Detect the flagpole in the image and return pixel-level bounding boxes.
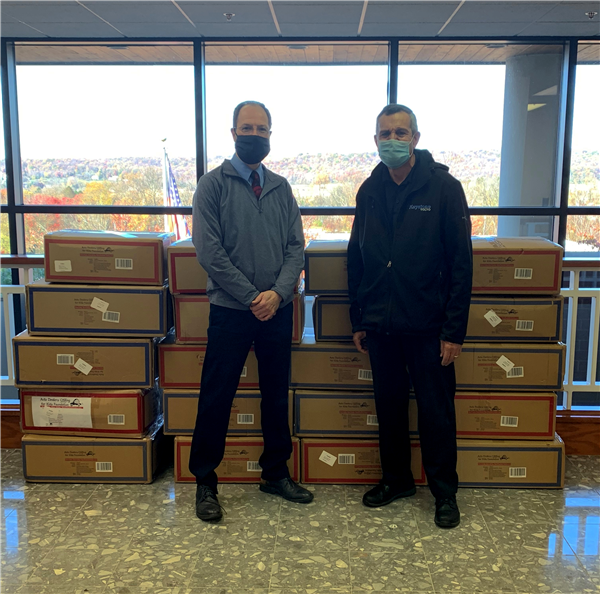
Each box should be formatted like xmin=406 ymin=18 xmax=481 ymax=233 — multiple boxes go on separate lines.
xmin=162 ymin=141 xmax=169 ymax=233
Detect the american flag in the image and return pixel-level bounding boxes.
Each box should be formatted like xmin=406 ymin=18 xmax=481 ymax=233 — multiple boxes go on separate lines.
xmin=164 ymin=153 xmax=191 ymax=241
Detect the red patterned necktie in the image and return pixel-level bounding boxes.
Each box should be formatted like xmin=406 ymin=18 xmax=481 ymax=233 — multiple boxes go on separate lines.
xmin=250 ymin=170 xmax=262 ymax=199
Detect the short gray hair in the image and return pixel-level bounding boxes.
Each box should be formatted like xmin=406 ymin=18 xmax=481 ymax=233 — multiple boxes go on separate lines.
xmin=376 ymin=104 xmax=418 ymax=134
xmin=233 ymin=101 xmax=272 ymax=129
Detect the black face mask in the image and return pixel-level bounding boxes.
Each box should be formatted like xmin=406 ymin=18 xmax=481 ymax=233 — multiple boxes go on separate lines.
xmin=235 ymin=134 xmax=270 ymax=164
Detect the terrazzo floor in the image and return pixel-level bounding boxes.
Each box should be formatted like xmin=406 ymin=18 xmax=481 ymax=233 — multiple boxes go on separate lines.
xmin=1 ymin=448 xmax=599 ymax=594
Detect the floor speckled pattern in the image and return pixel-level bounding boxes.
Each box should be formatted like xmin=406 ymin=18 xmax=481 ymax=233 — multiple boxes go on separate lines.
xmin=1 ymin=449 xmax=599 ymax=594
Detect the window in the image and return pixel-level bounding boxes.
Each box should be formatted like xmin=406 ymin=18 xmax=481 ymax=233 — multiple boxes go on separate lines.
xmin=567 ymin=42 xmax=600 ymax=256
xmin=397 ymin=43 xmax=565 ymax=237
xmin=0 ymin=77 xmax=5 ymax=203
xmin=206 ymin=43 xmax=387 ymax=240
xmin=14 ymin=42 xmax=195 ymax=254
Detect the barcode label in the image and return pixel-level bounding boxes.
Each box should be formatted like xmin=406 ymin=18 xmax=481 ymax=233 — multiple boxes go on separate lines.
xmin=507 ymin=367 xmax=524 ymax=378
xmin=57 ymin=354 xmax=74 ymax=365
xmin=240 ymin=367 xmax=247 ymax=378
xmin=96 ymin=462 xmax=113 ymax=472
xmin=108 ymin=414 xmax=125 ymax=425
xmin=358 ymin=369 xmax=373 ymax=381
xmin=509 ymin=467 xmax=527 ymax=478
xmin=102 ymin=311 xmax=120 ymax=323
xmin=501 ymin=416 xmax=519 ymax=427
xmin=237 ymin=414 xmax=255 ymax=425
xmin=516 ymin=320 xmax=534 ymax=331
xmin=115 ymin=258 xmax=133 ymax=270
xmin=366 ymin=415 xmax=379 ymax=426
xmin=514 ymin=268 xmax=533 ymax=279
xmin=338 ymin=454 xmax=355 ymax=465
xmin=247 ymin=461 xmax=261 ymax=472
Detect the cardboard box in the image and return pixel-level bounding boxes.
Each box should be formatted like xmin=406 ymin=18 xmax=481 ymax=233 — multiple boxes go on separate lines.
xmin=301 ymin=438 xmax=425 ymax=485
xmin=291 ymin=335 xmax=372 ymax=389
xmin=456 ymin=342 xmax=565 ymax=391
xmin=167 ymin=238 xmax=208 ymax=294
xmin=13 ymin=331 xmax=154 ymax=389
xmin=173 ymin=288 xmax=305 ymax=345
xmin=44 ymin=230 xmax=173 ymax=285
xmin=304 ymin=240 xmax=348 ymax=295
xmin=174 ymin=295 xmax=210 ymax=344
xmin=175 ymin=436 xmax=300 ymax=483
xmin=20 ymin=388 xmax=161 ymax=438
xmin=312 ymin=296 xmax=353 ymax=342
xmin=455 ymin=391 xmax=556 ymax=440
xmin=22 ymin=423 xmax=163 ymax=483
xmin=26 ymin=282 xmax=168 ymax=337
xmin=466 ymin=297 xmax=563 ymax=342
xmin=472 ymin=237 xmax=563 ymax=295
xmin=158 ymin=335 xmax=259 ymax=390
xmin=164 ymin=390 xmax=293 ymax=436
xmin=294 ymin=390 xmax=419 ymax=438
xmin=457 ymin=435 xmax=565 ymax=488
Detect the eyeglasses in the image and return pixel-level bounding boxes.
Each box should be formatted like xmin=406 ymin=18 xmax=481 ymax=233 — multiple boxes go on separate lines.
xmin=235 ymin=125 xmax=271 ymax=138
xmin=377 ymin=128 xmax=413 ymax=141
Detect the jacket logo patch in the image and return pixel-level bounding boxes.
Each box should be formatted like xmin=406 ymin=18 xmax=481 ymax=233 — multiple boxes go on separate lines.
xmin=409 ymin=204 xmax=432 ymax=212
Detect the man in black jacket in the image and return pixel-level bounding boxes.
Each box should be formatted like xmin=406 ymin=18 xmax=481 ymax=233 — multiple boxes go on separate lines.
xmin=347 ymin=104 xmax=472 ymax=529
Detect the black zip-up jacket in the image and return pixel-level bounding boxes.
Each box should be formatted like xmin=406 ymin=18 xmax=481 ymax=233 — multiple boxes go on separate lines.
xmin=348 ymin=149 xmax=473 ymax=344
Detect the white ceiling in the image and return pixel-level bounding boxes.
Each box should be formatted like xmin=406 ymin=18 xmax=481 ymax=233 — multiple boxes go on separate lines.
xmin=1 ymin=0 xmax=599 ymax=39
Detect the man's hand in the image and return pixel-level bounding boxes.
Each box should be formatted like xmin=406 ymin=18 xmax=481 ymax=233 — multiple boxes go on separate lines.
xmin=250 ymin=290 xmax=282 ymax=321
xmin=440 ymin=340 xmax=462 ymax=366
xmin=353 ymin=331 xmax=368 ymax=354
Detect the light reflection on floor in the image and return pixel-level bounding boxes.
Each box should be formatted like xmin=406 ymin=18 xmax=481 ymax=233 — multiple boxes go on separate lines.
xmin=1 ymin=449 xmax=599 ymax=594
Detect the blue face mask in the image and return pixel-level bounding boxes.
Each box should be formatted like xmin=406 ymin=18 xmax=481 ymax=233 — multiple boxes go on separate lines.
xmin=377 ymin=139 xmax=413 ymax=169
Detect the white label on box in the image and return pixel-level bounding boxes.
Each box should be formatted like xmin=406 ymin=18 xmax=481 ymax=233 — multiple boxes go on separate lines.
xmin=496 ymin=355 xmax=515 ymax=372
xmin=484 ymin=310 xmax=503 ymax=328
xmin=74 ymin=358 xmax=93 ymax=375
xmin=31 ymin=396 xmax=92 ymax=428
xmin=507 ymin=366 xmax=525 ymax=378
xmin=90 ymin=297 xmax=109 ymax=313
xmin=338 ymin=454 xmax=356 ymax=465
xmin=96 ymin=462 xmax=113 ymax=472
xmin=247 ymin=461 xmax=261 ymax=472
xmin=115 ymin=258 xmax=133 ymax=270
xmin=108 ymin=414 xmax=125 ymax=425
xmin=319 ymin=450 xmax=337 ymax=467
xmin=240 ymin=367 xmax=248 ymax=378
xmin=237 ymin=414 xmax=255 ymax=425
xmin=509 ymin=467 xmax=527 ymax=478
xmin=102 ymin=311 xmax=120 ymax=323
xmin=501 ymin=416 xmax=519 ymax=427
xmin=54 ymin=260 xmax=72 ymax=272
xmin=514 ymin=268 xmax=533 ymax=279
xmin=358 ymin=369 xmax=373 ymax=381
xmin=366 ymin=415 xmax=379 ymax=426
xmin=516 ymin=320 xmax=534 ymax=331
xmin=56 ymin=354 xmax=74 ymax=366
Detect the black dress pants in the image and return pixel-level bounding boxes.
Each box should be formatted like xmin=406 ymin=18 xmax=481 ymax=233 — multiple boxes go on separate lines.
xmin=366 ymin=331 xmax=458 ymax=500
xmin=189 ymin=303 xmax=294 ymax=491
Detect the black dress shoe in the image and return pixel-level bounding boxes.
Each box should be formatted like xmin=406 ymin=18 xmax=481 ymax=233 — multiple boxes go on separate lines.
xmin=362 ymin=481 xmax=416 ymax=508
xmin=195 ymin=485 xmax=223 ymax=522
xmin=259 ymin=477 xmax=314 ymax=503
xmin=434 ymin=496 xmax=460 ymax=528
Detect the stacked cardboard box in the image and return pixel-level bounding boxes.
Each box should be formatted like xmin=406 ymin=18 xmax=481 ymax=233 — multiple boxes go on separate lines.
xmin=15 ymin=230 xmax=172 ymax=483
xmin=454 ymin=237 xmax=566 ymax=487
xmin=296 ymin=237 xmax=566 ymax=488
xmin=163 ymin=238 xmax=302 ymax=482
xmin=295 ymin=240 xmax=422 ymax=484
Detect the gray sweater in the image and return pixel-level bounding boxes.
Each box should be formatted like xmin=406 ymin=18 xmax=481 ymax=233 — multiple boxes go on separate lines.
xmin=192 ymin=159 xmax=304 ymax=310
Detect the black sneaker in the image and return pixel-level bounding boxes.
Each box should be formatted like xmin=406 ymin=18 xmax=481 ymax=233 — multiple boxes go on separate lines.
xmin=434 ymin=496 xmax=460 ymax=528
xmin=259 ymin=477 xmax=314 ymax=503
xmin=195 ymin=485 xmax=223 ymax=522
xmin=362 ymin=482 xmax=416 ymax=508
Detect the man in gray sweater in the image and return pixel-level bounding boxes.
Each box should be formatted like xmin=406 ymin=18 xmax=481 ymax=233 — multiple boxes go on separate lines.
xmin=190 ymin=100 xmax=312 ymax=521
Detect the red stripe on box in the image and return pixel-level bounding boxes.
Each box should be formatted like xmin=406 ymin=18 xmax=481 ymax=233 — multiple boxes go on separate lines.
xmin=171 ymin=252 xmax=206 ymax=294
